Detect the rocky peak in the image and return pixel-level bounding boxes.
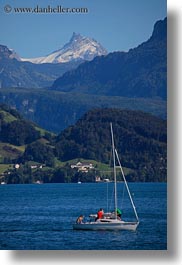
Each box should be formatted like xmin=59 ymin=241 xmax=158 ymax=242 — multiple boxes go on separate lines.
xmin=20 ymin=33 xmax=107 ymax=64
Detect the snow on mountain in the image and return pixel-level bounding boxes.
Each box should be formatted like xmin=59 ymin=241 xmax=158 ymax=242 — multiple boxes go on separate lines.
xmin=9 ymin=49 xmax=21 ymax=61
xmin=21 ymin=33 xmax=108 ymax=64
xmin=0 ymin=45 xmax=21 ymax=61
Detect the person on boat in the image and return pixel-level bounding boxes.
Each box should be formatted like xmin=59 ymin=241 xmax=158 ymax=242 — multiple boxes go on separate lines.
xmin=76 ymin=215 xmax=84 ymax=224
xmin=95 ymin=208 xmax=104 ymax=221
xmin=116 ymin=208 xmax=122 ymax=220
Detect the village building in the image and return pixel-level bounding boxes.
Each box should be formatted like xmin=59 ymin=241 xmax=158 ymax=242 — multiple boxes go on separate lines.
xmin=70 ymin=161 xmax=94 ymax=172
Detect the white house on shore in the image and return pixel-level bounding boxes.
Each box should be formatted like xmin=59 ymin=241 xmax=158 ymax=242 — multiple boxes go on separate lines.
xmin=70 ymin=161 xmax=94 ymax=172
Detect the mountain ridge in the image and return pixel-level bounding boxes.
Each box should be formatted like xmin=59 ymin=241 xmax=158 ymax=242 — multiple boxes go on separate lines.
xmin=0 ymin=45 xmax=82 ymax=88
xmin=0 ymin=88 xmax=166 ymax=133
xmin=52 ymin=18 xmax=167 ymax=100
xmin=55 ymin=108 xmax=167 ymax=182
xmin=0 ymin=33 xmax=107 ymax=88
xmin=0 ymin=105 xmax=166 ymax=183
xmin=20 ymin=32 xmax=108 ymax=64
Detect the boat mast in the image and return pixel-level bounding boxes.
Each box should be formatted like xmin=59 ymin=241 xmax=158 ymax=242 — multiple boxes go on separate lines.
xmin=115 ymin=149 xmax=139 ymax=222
xmin=110 ymin=123 xmax=118 ymax=219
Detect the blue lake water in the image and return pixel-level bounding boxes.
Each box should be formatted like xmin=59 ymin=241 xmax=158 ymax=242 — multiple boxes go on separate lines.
xmin=0 ymin=182 xmax=167 ymax=250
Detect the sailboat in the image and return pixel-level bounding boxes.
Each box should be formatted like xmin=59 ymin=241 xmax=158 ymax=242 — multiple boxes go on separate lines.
xmin=73 ymin=123 xmax=139 ymax=231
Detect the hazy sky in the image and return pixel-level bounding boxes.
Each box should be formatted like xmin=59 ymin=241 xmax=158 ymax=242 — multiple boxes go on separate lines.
xmin=0 ymin=0 xmax=166 ymax=58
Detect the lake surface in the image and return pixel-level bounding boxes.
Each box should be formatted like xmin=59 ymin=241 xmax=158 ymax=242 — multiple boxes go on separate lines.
xmin=0 ymin=183 xmax=167 ymax=250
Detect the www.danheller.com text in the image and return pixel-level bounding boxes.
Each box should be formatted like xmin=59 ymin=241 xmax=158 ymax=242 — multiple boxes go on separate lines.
xmin=4 ymin=4 xmax=89 ymax=14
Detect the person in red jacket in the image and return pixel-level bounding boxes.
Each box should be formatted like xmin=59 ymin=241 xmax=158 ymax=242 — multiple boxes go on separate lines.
xmin=95 ymin=208 xmax=104 ymax=221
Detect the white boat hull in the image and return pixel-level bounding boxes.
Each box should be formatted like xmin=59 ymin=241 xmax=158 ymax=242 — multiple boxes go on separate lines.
xmin=73 ymin=219 xmax=139 ymax=231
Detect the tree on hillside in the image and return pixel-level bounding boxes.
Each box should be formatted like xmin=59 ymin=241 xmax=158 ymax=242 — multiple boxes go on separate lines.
xmin=22 ymin=141 xmax=55 ymax=167
xmin=1 ymin=120 xmax=40 ymax=145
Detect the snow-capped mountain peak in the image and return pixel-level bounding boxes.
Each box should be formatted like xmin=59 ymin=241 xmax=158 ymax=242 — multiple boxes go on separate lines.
xmin=21 ymin=33 xmax=108 ymax=64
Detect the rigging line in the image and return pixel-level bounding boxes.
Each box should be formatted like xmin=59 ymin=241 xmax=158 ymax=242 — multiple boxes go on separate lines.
xmin=115 ymin=148 xmax=139 ymax=222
